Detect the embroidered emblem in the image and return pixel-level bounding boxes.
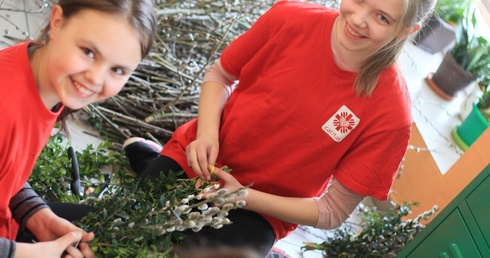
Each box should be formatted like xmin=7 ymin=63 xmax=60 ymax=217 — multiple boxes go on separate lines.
xmin=322 ymin=105 xmax=360 ymax=142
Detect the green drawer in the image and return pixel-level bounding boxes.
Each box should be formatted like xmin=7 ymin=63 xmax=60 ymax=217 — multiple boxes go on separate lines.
xmin=406 ymin=209 xmax=481 ymax=258
xmin=466 ymin=176 xmax=490 ymax=248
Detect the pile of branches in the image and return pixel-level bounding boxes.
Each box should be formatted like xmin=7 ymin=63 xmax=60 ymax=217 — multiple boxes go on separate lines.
xmin=82 ymin=0 xmax=337 ymax=145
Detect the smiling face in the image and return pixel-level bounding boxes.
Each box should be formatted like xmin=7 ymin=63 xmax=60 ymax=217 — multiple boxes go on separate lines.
xmin=336 ymin=0 xmax=406 ymax=59
xmin=42 ymin=5 xmax=142 ymax=110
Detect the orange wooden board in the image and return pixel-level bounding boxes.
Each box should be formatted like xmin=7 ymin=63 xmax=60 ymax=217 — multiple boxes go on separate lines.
xmin=390 ymin=125 xmax=490 ymax=224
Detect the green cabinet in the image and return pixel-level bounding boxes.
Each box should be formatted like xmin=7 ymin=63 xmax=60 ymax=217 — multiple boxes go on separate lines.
xmin=397 ymin=164 xmax=490 ymax=258
xmin=466 ymin=175 xmax=490 ymax=248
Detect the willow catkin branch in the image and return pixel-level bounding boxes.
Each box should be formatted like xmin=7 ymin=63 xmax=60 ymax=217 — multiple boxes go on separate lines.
xmin=145 ymin=9 xmax=241 ymax=123
xmin=94 ymin=106 xmax=175 ymax=136
xmin=84 ymin=105 xmax=131 ymax=139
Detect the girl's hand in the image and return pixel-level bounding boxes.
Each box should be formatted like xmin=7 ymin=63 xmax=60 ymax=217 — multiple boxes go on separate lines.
xmin=210 ymin=166 xmax=244 ymax=193
xmin=26 ymin=209 xmax=94 ymax=257
xmin=15 ymin=231 xmax=88 ymax=258
xmin=186 ymin=136 xmax=219 ymax=180
xmin=194 ymin=166 xmax=243 ymax=192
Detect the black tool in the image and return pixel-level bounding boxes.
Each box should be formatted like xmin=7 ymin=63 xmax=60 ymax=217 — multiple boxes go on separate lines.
xmin=68 ymin=146 xmax=83 ymax=197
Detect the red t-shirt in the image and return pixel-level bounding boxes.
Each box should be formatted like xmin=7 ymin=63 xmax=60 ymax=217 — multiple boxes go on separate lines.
xmin=0 ymin=41 xmax=62 ymax=239
xmin=162 ymin=1 xmax=412 ymax=240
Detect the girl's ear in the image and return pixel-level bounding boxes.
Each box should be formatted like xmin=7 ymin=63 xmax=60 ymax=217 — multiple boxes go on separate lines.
xmin=397 ymin=23 xmax=421 ymax=39
xmin=403 ymin=24 xmax=421 ymax=36
xmin=49 ymin=5 xmax=64 ymax=41
xmin=407 ymin=24 xmax=421 ymax=34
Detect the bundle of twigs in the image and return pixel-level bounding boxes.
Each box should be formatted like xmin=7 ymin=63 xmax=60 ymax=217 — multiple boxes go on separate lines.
xmin=82 ymin=0 xmax=337 ymax=146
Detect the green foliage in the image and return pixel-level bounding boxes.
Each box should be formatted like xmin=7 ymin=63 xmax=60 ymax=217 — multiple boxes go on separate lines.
xmin=477 ymin=76 xmax=490 ymax=120
xmin=77 ymin=171 xmax=249 ymax=257
xmin=302 ymin=202 xmax=438 ymax=258
xmin=33 ymin=135 xmax=248 ymax=257
xmin=450 ymin=7 xmax=490 ymax=80
xmin=435 ymin=0 xmax=471 ymax=25
xmin=30 ymin=135 xmax=130 ymax=203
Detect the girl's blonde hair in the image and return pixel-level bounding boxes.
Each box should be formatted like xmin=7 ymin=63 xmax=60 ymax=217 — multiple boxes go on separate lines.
xmin=355 ymin=0 xmax=437 ymax=97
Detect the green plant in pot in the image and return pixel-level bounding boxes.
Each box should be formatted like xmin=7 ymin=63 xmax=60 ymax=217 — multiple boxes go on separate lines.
xmin=452 ymin=75 xmax=490 ymax=150
xmin=413 ymin=0 xmax=470 ymax=54
xmin=426 ymin=7 xmax=490 ymax=100
xmin=435 ymin=0 xmax=469 ymax=26
xmin=476 ymin=76 xmax=490 ymax=119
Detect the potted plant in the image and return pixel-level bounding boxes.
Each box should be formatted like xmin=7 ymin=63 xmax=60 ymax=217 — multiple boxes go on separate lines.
xmin=413 ymin=0 xmax=470 ymax=54
xmin=435 ymin=0 xmax=469 ymax=26
xmin=452 ymin=75 xmax=490 ymax=150
xmin=425 ymin=7 xmax=490 ymax=100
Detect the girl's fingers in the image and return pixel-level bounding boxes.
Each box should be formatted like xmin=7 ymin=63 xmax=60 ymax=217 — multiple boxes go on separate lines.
xmin=81 ymin=231 xmax=95 ymax=242
xmin=197 ymin=148 xmax=210 ymax=179
xmin=195 ymin=178 xmax=204 ymax=188
xmin=186 ymin=147 xmax=202 ymax=176
xmin=211 ymin=167 xmax=231 ymax=181
xmin=60 ymin=232 xmax=83 ymax=258
xmin=79 ymin=242 xmax=95 ymax=258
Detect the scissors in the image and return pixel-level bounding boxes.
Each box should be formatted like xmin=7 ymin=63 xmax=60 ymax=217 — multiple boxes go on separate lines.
xmin=68 ymin=146 xmax=84 ymax=197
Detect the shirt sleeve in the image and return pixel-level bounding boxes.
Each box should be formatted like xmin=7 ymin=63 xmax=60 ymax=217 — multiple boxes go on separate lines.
xmin=0 ymin=238 xmax=15 ymax=258
xmin=9 ymin=182 xmax=50 ymax=233
xmin=220 ymin=1 xmax=289 ymax=76
xmin=334 ymin=125 xmax=411 ymax=200
xmin=202 ymin=60 xmax=238 ymax=97
xmin=313 ymin=178 xmax=364 ymax=229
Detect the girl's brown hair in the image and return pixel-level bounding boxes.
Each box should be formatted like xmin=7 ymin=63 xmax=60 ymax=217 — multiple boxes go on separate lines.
xmin=36 ymin=0 xmax=157 ymax=133
xmin=355 ymin=0 xmax=437 ymax=97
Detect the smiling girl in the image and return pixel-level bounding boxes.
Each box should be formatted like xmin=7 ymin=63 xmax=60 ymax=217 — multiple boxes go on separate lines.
xmin=124 ymin=0 xmax=436 ymax=256
xmin=0 ymin=0 xmax=156 ymax=257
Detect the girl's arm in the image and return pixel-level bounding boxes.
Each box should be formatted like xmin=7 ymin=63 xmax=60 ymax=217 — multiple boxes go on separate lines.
xmin=213 ymin=168 xmax=364 ymax=228
xmin=186 ymin=60 xmax=237 ymax=180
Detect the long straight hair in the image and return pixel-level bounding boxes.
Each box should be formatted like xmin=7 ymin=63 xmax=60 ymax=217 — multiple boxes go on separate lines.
xmin=355 ymin=0 xmax=437 ymax=97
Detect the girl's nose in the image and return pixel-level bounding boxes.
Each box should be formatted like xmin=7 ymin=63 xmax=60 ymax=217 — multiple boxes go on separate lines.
xmin=351 ymin=10 xmax=368 ymax=29
xmin=86 ymin=64 xmax=105 ymax=87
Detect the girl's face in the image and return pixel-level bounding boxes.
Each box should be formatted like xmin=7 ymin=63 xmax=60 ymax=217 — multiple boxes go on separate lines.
xmin=45 ymin=6 xmax=142 ymax=110
xmin=336 ymin=0 xmax=405 ymax=56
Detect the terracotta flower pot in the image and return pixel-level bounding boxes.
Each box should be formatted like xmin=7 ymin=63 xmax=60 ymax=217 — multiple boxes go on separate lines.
xmin=426 ymin=52 xmax=476 ymax=100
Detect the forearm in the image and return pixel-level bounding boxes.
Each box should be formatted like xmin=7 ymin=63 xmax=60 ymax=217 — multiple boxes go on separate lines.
xmin=197 ymin=59 xmax=237 ymax=138
xmin=196 ymin=81 xmax=229 ymax=138
xmin=242 ymin=188 xmax=320 ymax=227
xmin=240 ymin=179 xmax=364 ymax=229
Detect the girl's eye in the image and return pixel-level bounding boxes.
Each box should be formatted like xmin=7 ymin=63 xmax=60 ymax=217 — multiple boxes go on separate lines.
xmin=82 ymin=47 xmax=95 ymax=59
xmin=112 ymin=67 xmax=125 ymax=76
xmin=378 ymin=14 xmax=389 ymax=24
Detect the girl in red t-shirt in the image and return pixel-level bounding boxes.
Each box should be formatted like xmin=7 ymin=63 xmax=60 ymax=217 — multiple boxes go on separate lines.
xmin=0 ymin=1 xmax=156 ymax=257
xmin=124 ymin=0 xmax=437 ymax=256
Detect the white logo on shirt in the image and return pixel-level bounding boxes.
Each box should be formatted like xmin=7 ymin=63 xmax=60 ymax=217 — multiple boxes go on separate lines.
xmin=322 ymin=105 xmax=360 ymax=142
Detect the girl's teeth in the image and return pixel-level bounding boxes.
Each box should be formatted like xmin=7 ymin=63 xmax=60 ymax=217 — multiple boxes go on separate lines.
xmin=347 ymin=25 xmax=362 ymax=37
xmin=74 ymin=81 xmax=94 ymax=96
